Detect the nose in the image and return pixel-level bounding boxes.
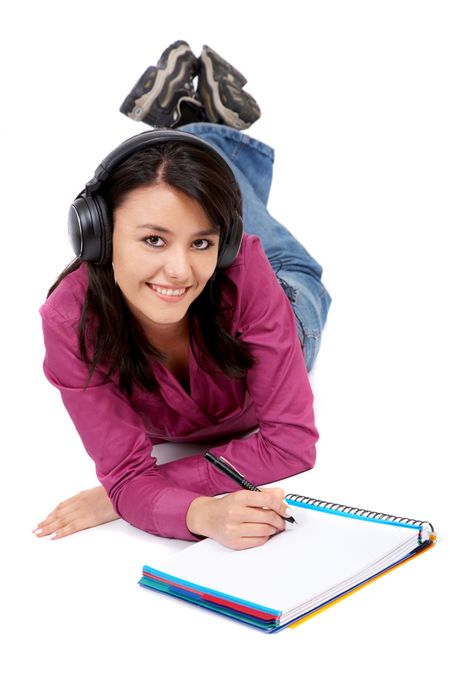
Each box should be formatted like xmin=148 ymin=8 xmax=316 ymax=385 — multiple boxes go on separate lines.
xmin=164 ymin=245 xmax=191 ymax=282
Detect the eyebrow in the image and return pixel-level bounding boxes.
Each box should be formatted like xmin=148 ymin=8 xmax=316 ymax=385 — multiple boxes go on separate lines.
xmin=136 ymin=224 xmax=220 ymax=237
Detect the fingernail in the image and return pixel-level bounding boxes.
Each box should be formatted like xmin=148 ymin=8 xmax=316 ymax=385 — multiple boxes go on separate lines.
xmin=285 ymin=508 xmax=294 ymax=518
xmin=34 ymin=528 xmax=43 ymax=535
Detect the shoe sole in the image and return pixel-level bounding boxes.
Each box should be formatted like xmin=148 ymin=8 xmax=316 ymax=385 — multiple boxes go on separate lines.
xmin=198 ymin=45 xmax=261 ymax=130
xmin=120 ymin=40 xmax=199 ymax=125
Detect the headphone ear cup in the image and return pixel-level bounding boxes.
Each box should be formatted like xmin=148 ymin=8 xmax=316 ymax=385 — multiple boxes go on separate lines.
xmin=94 ymin=194 xmax=112 ymax=265
xmin=216 ymin=212 xmax=243 ymax=269
xmin=68 ymin=194 xmax=112 ymax=264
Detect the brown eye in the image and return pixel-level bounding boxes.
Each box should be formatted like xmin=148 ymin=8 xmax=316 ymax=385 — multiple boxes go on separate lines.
xmin=192 ymin=239 xmax=213 ymax=250
xmin=144 ymin=236 xmax=165 ymax=247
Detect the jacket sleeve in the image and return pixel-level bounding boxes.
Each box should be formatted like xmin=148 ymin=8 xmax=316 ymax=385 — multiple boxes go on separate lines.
xmin=158 ymin=235 xmax=318 ymax=495
xmin=40 ymin=303 xmax=204 ymax=541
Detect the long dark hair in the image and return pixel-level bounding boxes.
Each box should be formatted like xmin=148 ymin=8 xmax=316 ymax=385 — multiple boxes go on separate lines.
xmin=48 ymin=141 xmax=255 ymax=396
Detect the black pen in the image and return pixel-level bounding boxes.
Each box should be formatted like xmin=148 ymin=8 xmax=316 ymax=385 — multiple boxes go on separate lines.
xmin=204 ymin=451 xmax=297 ymax=524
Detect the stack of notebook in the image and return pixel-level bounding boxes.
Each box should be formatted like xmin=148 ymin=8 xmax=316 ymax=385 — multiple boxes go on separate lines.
xmin=139 ymin=493 xmax=436 ymax=633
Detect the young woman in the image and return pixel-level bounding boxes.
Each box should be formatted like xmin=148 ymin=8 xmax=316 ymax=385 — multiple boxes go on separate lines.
xmin=34 ymin=42 xmax=331 ymax=550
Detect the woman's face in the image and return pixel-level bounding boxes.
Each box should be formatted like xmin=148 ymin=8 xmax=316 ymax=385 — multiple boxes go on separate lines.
xmin=112 ymin=181 xmax=220 ymax=337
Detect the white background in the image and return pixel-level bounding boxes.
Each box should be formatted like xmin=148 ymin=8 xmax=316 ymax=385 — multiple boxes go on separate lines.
xmin=2 ymin=1 xmax=449 ymax=672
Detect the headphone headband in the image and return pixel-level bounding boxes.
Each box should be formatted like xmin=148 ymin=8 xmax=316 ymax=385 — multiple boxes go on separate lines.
xmin=69 ymin=129 xmax=243 ymax=268
xmin=84 ymin=130 xmax=232 ymax=194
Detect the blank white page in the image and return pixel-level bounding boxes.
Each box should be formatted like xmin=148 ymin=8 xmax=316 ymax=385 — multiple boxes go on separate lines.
xmin=150 ymin=504 xmax=420 ymax=613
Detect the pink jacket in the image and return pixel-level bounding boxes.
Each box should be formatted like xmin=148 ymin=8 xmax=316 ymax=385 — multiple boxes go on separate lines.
xmin=40 ymin=234 xmax=318 ymax=540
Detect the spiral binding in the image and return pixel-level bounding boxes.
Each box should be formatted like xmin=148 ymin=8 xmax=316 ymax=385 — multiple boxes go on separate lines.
xmin=285 ymin=494 xmax=434 ymax=533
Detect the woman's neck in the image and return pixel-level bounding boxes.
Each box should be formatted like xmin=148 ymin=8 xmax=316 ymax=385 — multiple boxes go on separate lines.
xmin=143 ymin=317 xmax=190 ymax=353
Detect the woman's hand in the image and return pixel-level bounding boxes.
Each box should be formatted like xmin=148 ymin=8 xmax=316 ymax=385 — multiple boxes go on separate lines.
xmin=33 ymin=486 xmax=119 ymax=539
xmin=186 ymin=488 xmax=288 ymax=550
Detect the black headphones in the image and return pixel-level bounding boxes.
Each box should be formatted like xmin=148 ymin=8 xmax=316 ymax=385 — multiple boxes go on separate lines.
xmin=68 ymin=129 xmax=243 ymax=268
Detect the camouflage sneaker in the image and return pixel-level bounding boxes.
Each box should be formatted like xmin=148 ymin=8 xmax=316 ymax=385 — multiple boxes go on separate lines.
xmin=197 ymin=45 xmax=261 ymax=130
xmin=120 ymin=40 xmax=204 ymax=128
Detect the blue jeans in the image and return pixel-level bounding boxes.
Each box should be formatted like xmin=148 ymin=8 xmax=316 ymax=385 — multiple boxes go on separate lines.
xmin=180 ymin=123 xmax=331 ymax=371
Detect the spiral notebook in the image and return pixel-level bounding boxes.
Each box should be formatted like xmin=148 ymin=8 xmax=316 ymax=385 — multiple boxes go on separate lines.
xmin=139 ymin=494 xmax=436 ymax=633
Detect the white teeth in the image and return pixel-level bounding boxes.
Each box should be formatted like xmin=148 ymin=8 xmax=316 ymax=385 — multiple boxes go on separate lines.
xmin=151 ymin=284 xmax=187 ymax=297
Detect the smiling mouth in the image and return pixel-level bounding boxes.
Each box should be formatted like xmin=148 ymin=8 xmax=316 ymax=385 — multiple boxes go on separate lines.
xmin=147 ymin=283 xmax=190 ymax=298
